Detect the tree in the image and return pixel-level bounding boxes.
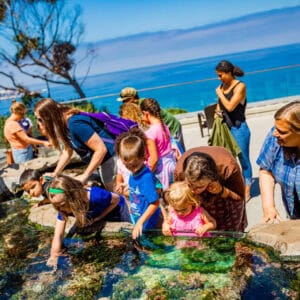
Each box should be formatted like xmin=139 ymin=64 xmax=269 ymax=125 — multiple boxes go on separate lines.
xmin=0 ymin=0 xmax=94 ymax=99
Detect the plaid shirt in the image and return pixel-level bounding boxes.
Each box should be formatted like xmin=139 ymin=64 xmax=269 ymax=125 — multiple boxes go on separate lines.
xmin=257 ymin=128 xmax=300 ymax=218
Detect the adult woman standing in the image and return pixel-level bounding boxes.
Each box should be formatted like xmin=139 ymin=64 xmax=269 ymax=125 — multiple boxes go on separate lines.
xmin=257 ymin=101 xmax=300 ymax=223
xmin=215 ymin=60 xmax=252 ymax=201
xmin=4 ymin=101 xmax=50 ymax=164
xmin=34 ymin=98 xmax=115 ymax=187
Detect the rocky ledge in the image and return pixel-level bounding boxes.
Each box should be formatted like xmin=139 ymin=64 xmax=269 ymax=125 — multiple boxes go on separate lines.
xmin=248 ymin=220 xmax=300 ymax=257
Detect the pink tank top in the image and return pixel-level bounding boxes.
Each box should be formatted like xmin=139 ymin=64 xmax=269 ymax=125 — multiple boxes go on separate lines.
xmin=170 ymin=206 xmax=211 ymax=237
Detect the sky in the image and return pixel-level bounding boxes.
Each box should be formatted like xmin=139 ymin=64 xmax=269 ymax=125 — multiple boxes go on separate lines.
xmin=71 ymin=0 xmax=300 ymax=43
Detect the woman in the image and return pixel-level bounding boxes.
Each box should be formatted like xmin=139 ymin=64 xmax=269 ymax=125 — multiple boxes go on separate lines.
xmin=168 ymin=146 xmax=247 ymax=232
xmin=34 ymin=98 xmax=115 ymax=187
xmin=215 ymin=60 xmax=252 ymax=201
xmin=257 ymin=101 xmax=300 ymax=223
xmin=4 ymin=101 xmax=50 ymax=163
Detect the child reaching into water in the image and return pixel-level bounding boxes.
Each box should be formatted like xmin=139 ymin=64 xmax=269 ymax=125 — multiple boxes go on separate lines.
xmin=117 ymin=130 xmax=162 ymax=239
xmin=45 ymin=175 xmax=130 ymax=269
xmin=163 ymin=181 xmax=216 ymax=237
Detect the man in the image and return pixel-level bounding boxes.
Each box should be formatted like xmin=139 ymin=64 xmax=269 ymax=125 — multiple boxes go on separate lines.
xmin=117 ymin=87 xmax=185 ymax=151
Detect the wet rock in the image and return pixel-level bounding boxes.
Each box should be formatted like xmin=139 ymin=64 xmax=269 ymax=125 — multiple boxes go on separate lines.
xmin=0 ymin=152 xmax=81 ymax=201
xmin=247 ymin=220 xmax=300 ymax=257
xmin=28 ymin=204 xmax=133 ymax=234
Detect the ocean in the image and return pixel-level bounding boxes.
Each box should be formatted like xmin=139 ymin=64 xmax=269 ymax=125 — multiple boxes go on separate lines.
xmin=1 ymin=43 xmax=300 ymax=116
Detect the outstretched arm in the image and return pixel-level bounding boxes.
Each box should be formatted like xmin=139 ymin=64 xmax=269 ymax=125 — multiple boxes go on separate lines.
xmin=47 ymin=218 xmax=66 ymax=269
xmin=259 ymin=169 xmax=281 ymax=223
xmin=132 ymin=200 xmax=159 ymax=239
xmin=75 ymin=132 xmax=108 ymax=184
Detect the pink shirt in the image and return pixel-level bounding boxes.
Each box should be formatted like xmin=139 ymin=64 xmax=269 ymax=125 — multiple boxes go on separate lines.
xmin=145 ymin=123 xmax=172 ymax=158
xmin=116 ymin=158 xmax=131 ymax=184
xmin=170 ymin=206 xmax=211 ymax=237
xmin=4 ymin=119 xmax=29 ymax=149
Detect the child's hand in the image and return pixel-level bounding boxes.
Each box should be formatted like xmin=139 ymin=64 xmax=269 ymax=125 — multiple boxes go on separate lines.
xmin=132 ymin=221 xmax=144 ymax=239
xmin=46 ymin=256 xmax=58 ymax=270
xmin=162 ymin=221 xmax=172 ymax=236
xmin=196 ymin=224 xmax=210 ymax=236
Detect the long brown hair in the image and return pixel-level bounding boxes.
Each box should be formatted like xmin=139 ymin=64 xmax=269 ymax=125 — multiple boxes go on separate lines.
xmin=34 ymin=98 xmax=78 ymax=150
xmin=47 ymin=175 xmax=89 ymax=227
xmin=140 ymin=98 xmax=169 ymax=138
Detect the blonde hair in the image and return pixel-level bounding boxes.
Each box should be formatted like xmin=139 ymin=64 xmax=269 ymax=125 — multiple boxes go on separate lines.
xmin=10 ymin=100 xmax=26 ymax=115
xmin=119 ymin=102 xmax=148 ymax=130
xmin=274 ymin=101 xmax=300 ymax=133
xmin=164 ymin=181 xmax=199 ymax=210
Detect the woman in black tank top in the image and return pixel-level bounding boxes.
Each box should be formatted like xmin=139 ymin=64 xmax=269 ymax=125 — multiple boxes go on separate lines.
xmin=215 ymin=60 xmax=252 ymax=201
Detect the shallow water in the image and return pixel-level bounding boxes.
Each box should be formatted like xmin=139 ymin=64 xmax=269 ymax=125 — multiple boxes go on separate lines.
xmin=0 ymin=200 xmax=299 ymax=299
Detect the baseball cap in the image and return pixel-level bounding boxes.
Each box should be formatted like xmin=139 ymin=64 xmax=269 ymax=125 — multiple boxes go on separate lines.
xmin=116 ymin=87 xmax=138 ymax=102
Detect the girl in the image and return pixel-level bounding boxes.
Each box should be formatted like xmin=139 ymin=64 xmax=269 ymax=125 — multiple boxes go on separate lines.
xmin=140 ymin=98 xmax=176 ymax=190
xmin=46 ymin=175 xmax=130 ymax=269
xmin=117 ymin=131 xmax=161 ymax=239
xmin=4 ymin=101 xmax=51 ymax=163
xmin=215 ymin=60 xmax=252 ymax=201
xmin=163 ymin=181 xmax=216 ymax=237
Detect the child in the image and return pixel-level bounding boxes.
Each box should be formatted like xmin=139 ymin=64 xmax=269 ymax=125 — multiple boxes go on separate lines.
xmin=163 ymin=181 xmax=216 ymax=237
xmin=4 ymin=101 xmax=51 ymax=163
xmin=46 ymin=175 xmax=130 ymax=269
xmin=117 ymin=131 xmax=161 ymax=239
xmin=19 ymin=169 xmax=51 ymax=206
xmin=140 ymin=98 xmax=176 ymax=190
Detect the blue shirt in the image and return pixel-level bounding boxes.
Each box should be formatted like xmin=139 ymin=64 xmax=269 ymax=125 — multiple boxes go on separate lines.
xmin=68 ymin=114 xmax=114 ymax=163
xmin=129 ymin=165 xmax=161 ymax=229
xmin=257 ymin=128 xmax=300 ymax=218
xmin=58 ymin=186 xmax=126 ymax=221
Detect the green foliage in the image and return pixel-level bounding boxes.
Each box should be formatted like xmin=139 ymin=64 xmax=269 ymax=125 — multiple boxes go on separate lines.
xmin=71 ymin=100 xmax=99 ymax=112
xmin=165 ymin=107 xmax=187 ymax=115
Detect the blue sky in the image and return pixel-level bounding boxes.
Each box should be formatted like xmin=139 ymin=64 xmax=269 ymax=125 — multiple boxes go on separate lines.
xmin=71 ymin=0 xmax=300 ymax=42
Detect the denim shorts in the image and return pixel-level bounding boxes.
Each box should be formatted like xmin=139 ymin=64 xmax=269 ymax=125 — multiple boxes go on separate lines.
xmin=12 ymin=145 xmax=33 ymax=164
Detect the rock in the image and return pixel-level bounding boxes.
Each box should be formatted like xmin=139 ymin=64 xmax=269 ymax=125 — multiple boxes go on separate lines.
xmin=28 ymin=204 xmax=133 ymax=234
xmin=28 ymin=204 xmax=76 ymax=233
xmin=0 ymin=151 xmax=82 ymax=201
xmin=247 ymin=220 xmax=300 ymax=257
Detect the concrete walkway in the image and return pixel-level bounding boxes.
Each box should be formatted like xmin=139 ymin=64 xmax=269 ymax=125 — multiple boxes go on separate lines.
xmin=178 ymin=97 xmax=298 ymax=231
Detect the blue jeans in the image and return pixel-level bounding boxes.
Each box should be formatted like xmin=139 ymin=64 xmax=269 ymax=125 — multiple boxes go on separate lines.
xmin=12 ymin=145 xmax=33 ymax=164
xmin=231 ymin=122 xmax=252 ymax=186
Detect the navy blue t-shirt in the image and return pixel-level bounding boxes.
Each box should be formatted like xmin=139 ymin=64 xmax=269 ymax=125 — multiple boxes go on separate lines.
xmin=68 ymin=114 xmax=114 ymax=163
xmin=57 ymin=186 xmax=129 ymax=221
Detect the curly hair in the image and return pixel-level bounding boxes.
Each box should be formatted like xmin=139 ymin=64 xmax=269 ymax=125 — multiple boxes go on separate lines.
xmin=47 ymin=175 xmax=89 ymax=227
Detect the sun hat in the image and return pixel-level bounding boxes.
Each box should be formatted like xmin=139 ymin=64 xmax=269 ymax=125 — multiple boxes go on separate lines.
xmin=116 ymin=87 xmax=138 ymax=102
